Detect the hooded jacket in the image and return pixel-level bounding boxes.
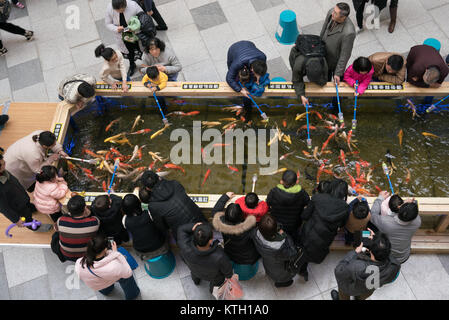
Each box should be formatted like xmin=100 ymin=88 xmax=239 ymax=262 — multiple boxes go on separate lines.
xmin=299 ymin=193 xmax=349 ymax=264
xmin=235 ymin=196 xmax=268 ymax=223
xmin=334 ymin=250 xmax=400 ymax=296
xmin=343 ymin=64 xmax=374 ymax=94
xmin=33 ymin=178 xmax=68 ymax=214
xmin=177 ymin=223 xmax=233 ymax=284
xmin=211 ymin=194 xmax=259 ymax=265
xmin=0 ymin=170 xmax=31 ymax=223
xmin=266 ymin=184 xmax=310 ymax=243
xmin=252 ymin=228 xmax=297 ymax=283
xmin=147 ymin=179 xmax=206 ymax=240
xmin=91 ymin=194 xmax=129 ymax=245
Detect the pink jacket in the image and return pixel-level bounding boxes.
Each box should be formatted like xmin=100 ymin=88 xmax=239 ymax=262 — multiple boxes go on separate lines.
xmin=75 ymin=251 xmax=133 ymax=291
xmin=343 ymin=64 xmax=374 ymax=94
xmin=33 ymin=178 xmax=68 ymax=214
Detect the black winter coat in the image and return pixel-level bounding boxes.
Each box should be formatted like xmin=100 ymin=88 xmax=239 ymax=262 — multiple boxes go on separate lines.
xmin=177 ymin=223 xmax=233 ymax=284
xmin=266 ymin=184 xmax=310 ymax=244
xmin=136 ymin=11 xmax=156 ymax=48
xmin=226 ymin=40 xmax=267 ymax=92
xmin=0 ymin=171 xmax=31 ymax=223
xmin=124 ymin=209 xmax=166 ymax=253
xmin=211 ymin=194 xmax=260 ymax=265
xmin=299 ymin=193 xmax=349 ymax=264
xmin=147 ymin=179 xmax=206 ymax=240
xmin=91 ymin=194 xmax=129 ymax=245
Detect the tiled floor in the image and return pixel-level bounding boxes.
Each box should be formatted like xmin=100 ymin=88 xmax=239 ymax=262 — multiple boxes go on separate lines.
xmin=1 ymin=0 xmax=449 ymax=300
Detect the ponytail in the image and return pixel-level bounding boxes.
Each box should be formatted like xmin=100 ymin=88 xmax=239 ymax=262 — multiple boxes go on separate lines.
xmin=33 ymin=131 xmax=56 ymax=147
xmin=94 ymin=44 xmax=114 ymax=61
xmin=81 ymin=234 xmax=108 ymax=269
xmin=36 ymin=165 xmax=58 ymax=183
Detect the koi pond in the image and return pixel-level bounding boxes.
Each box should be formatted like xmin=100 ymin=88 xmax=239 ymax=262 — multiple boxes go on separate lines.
xmin=61 ymin=95 xmax=449 ymax=204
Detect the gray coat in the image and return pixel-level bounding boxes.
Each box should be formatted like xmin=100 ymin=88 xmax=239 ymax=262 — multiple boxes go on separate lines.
xmin=139 ymin=48 xmax=182 ymax=75
xmin=320 ymin=9 xmax=356 ymax=77
xmin=335 ymin=250 xmax=400 ymax=297
xmin=252 ymin=229 xmax=297 ymax=283
xmin=370 ymin=198 xmax=421 ymax=264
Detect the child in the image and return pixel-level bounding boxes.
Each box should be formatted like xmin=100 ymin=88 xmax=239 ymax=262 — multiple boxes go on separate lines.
xmin=238 ymin=67 xmax=270 ymax=97
xmin=91 ymin=194 xmax=129 ymax=246
xmin=343 ymin=56 xmax=374 ymax=96
xmin=33 ymin=165 xmax=69 ymax=222
xmin=238 ymin=67 xmax=253 ymax=92
xmin=142 ymin=66 xmax=168 ymax=114
xmin=235 ymin=192 xmax=268 ymax=223
xmin=344 ymin=196 xmax=371 ymax=246
xmin=381 ymin=194 xmax=404 ymax=216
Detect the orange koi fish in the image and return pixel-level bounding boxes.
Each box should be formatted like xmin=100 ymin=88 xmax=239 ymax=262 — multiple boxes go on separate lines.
xmin=296 ymin=169 xmax=300 ymax=183
xmin=345 ymin=170 xmax=356 ymax=188
xmin=310 ymin=110 xmax=323 ymax=120
xmin=130 ymin=129 xmax=152 ymax=135
xmin=405 ymin=168 xmax=411 ymax=184
xmin=110 ymin=148 xmax=123 ymax=157
xmin=356 ymin=162 xmax=361 ymax=178
xmin=299 ymin=125 xmax=317 ymax=130
xmin=202 ymin=169 xmax=211 ymax=187
xmin=167 ymin=111 xmax=186 ymax=116
xmin=213 ymin=143 xmax=230 ymax=147
xmin=82 ymin=149 xmax=101 ymax=158
xmin=279 ymin=152 xmax=294 ymax=161
xmin=102 ymin=181 xmax=107 ymax=192
xmin=375 ymin=185 xmax=382 ymax=193
xmin=317 ymin=163 xmax=325 ymax=184
xmin=105 ymin=118 xmax=121 ymax=132
xmin=340 ymin=149 xmax=346 ymax=167
xmin=282 ymin=119 xmax=287 ymax=128
xmin=184 ymin=111 xmax=200 ymax=116
xmin=164 ymin=163 xmax=185 ymax=174
xmin=81 ymin=168 xmax=92 ymax=175
xmin=328 ymin=113 xmax=337 ymax=120
xmin=227 ymin=164 xmax=239 ymax=172
xmin=302 ymin=150 xmax=312 ymax=158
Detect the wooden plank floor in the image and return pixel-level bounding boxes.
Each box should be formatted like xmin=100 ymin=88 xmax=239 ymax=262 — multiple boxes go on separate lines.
xmin=0 ymin=102 xmax=59 ymax=150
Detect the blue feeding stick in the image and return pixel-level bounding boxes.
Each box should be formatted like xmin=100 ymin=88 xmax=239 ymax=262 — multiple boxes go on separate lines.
xmin=382 ymin=162 xmax=395 ymax=194
xmin=335 ymin=79 xmax=344 ymax=123
xmin=305 ymin=103 xmax=312 ymax=149
xmin=107 ymin=158 xmax=120 ymax=195
xmin=239 ymin=82 xmax=268 ymax=120
xmin=352 ymin=81 xmax=359 ymax=130
xmin=153 ymin=92 xmax=169 ymax=125
xmin=427 ymin=93 xmax=449 ymax=113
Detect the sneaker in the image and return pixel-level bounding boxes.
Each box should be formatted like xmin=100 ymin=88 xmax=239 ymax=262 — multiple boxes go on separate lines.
xmin=0 ymin=47 xmax=7 ymax=56
xmin=274 ymin=279 xmax=294 ymax=288
xmin=355 ymin=26 xmax=363 ymax=34
xmin=24 ymin=30 xmax=34 ymax=41
xmin=15 ymin=1 xmax=25 ymax=8
xmin=331 ymin=289 xmax=340 ymax=300
xmin=127 ymin=64 xmax=136 ymax=78
xmin=156 ymin=25 xmax=168 ymax=31
xmin=0 ymin=115 xmax=8 ymax=126
xmin=299 ymin=271 xmax=309 ymax=282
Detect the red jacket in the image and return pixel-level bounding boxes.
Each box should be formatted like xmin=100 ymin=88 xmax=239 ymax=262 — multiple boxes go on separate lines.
xmin=235 ymin=197 xmax=269 ymax=222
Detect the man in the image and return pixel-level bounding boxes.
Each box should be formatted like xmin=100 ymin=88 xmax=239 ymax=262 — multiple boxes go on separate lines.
xmin=289 ymin=34 xmax=328 ymax=107
xmin=178 ymin=222 xmax=233 ymax=293
xmin=58 ymin=73 xmax=96 ymax=114
xmin=368 ymin=52 xmax=406 ymax=84
xmin=320 ymin=2 xmax=356 ymax=85
xmin=134 ymin=0 xmax=167 ymax=31
xmin=369 ymin=191 xmax=421 ymax=264
xmin=52 ymin=195 xmax=100 ymax=262
xmin=140 ymin=170 xmax=206 ymax=241
xmin=332 ymin=231 xmax=400 ymax=300
xmin=226 ymin=41 xmax=267 ymax=120
xmin=0 ymin=147 xmax=51 ymax=232
xmin=406 ymin=44 xmax=449 ymax=88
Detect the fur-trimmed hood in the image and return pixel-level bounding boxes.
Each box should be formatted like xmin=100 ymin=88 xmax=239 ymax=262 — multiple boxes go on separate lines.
xmin=212 ymin=211 xmax=257 ymax=236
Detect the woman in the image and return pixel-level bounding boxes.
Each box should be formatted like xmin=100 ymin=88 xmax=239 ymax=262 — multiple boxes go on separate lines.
xmin=211 ymin=192 xmax=260 ymax=267
xmin=139 ymin=37 xmax=182 ymax=81
xmin=0 ymin=0 xmax=33 ymax=56
xmin=4 ymin=131 xmax=67 ymax=191
xmin=105 ymin=0 xmax=144 ymax=78
xmin=95 ymin=43 xmax=129 ymax=92
xmin=75 ymin=234 xmax=140 ymax=300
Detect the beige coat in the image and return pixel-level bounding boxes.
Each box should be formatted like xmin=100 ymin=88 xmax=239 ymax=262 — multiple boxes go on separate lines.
xmin=4 ymin=130 xmax=62 ymax=189
xmin=368 ymin=52 xmax=406 ymax=84
xmin=100 ymin=50 xmax=127 ymax=85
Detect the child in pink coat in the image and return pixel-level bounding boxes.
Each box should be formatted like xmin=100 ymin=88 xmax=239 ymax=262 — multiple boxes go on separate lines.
xmin=343 ymin=56 xmax=374 ymax=95
xmin=33 ymin=165 xmax=69 ymax=222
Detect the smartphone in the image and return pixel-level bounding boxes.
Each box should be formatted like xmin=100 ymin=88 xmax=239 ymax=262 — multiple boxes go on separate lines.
xmin=107 ymin=236 xmax=114 ymax=249
xmin=362 ymin=231 xmax=371 ymax=238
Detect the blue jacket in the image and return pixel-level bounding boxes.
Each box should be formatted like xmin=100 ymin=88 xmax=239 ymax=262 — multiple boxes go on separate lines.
xmin=249 ymin=73 xmax=270 ymax=97
xmin=226 ymin=41 xmax=267 ymax=92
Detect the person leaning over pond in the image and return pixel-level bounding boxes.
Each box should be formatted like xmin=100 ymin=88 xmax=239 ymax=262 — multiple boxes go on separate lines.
xmin=75 ymin=234 xmax=141 ymax=300
xmin=95 ymin=43 xmax=129 ymax=93
xmin=139 ymin=37 xmax=182 ymax=81
xmin=331 ymin=231 xmax=400 ymax=300
xmin=142 ymin=66 xmax=168 ymax=114
xmin=320 ymin=2 xmax=356 ymax=85
xmin=289 ymin=34 xmax=328 ymax=107
xmin=368 ymin=52 xmax=406 ymax=84
xmin=4 ymin=130 xmax=67 ymax=192
xmin=58 ymin=73 xmax=96 ymax=114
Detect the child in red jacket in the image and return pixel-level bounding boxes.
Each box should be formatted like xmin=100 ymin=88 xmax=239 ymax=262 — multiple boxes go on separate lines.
xmin=343 ymin=56 xmax=374 ymax=96
xmin=235 ymin=192 xmax=268 ymax=223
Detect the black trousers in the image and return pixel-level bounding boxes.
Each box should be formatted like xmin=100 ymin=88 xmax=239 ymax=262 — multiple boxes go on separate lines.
xmin=150 ymin=2 xmax=167 ymax=28
xmin=0 ymin=22 xmax=26 ymax=48
xmin=124 ymin=41 xmax=141 ymax=65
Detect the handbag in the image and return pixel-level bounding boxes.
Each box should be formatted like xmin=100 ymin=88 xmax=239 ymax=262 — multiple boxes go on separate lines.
xmin=286 ymin=246 xmax=305 ymax=274
xmin=212 ymin=274 xmax=244 ymax=300
xmin=117 ymin=246 xmax=138 ymax=270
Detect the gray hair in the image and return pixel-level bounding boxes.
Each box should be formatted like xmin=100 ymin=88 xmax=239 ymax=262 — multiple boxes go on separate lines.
xmin=425 ymin=66 xmax=440 ymax=84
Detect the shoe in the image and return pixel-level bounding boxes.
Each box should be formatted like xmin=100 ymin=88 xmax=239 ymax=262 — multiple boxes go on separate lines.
xmin=192 ymin=275 xmax=201 ymax=285
xmin=0 ymin=47 xmax=7 ymax=57
xmin=34 ymin=223 xmax=53 ymax=232
xmin=355 ymin=26 xmax=363 ymax=34
xmin=0 ymin=114 xmax=8 ymax=126
xmin=127 ymin=64 xmax=136 ymax=78
xmin=156 ymin=25 xmax=168 ymax=31
xmin=331 ymin=289 xmax=339 ymax=300
xmin=299 ymin=271 xmax=309 ymax=282
xmin=24 ymin=30 xmax=34 ymax=41
xmin=274 ymin=280 xmax=294 ymax=288
xmin=15 ymin=1 xmax=25 ymax=8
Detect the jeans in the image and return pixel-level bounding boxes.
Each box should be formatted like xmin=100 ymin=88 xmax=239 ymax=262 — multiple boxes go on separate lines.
xmin=99 ymin=276 xmax=140 ymax=300
xmin=167 ymin=73 xmax=178 ymax=81
xmin=0 ymin=22 xmax=26 ymax=48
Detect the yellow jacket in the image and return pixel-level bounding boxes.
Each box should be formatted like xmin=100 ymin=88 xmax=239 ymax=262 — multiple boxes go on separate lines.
xmin=142 ymin=71 xmax=168 ymax=90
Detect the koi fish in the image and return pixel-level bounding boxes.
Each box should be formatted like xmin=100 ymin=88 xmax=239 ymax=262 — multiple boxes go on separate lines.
xmin=164 ymin=163 xmax=185 ymax=174
xmin=279 ymin=152 xmax=294 ymax=161
xmin=299 ymin=125 xmax=317 ymax=131
xmin=148 ymin=151 xmax=164 ymax=162
xmin=66 ymin=160 xmax=76 ymax=171
xmin=282 ymin=134 xmax=292 ymax=145
xmin=355 ymin=187 xmax=372 ymax=196
xmin=375 ymin=185 xmax=382 ymax=193
xmin=282 ymin=119 xmax=287 ymax=128
xmin=184 ymin=111 xmax=200 ymax=116
xmin=118 ymin=161 xmax=133 ymax=169
xmin=405 ymin=168 xmax=411 ymax=184
xmin=202 ymin=169 xmax=211 ymax=187
xmin=96 ymin=150 xmax=109 ymax=155
xmin=110 ymin=148 xmax=124 ymax=157
xmin=407 ymin=99 xmax=419 ymax=119
xmin=302 ymin=150 xmax=312 ymax=158
xmin=347 ymin=130 xmax=353 ymax=150
xmin=149 ymin=160 xmax=156 ymax=170
xmin=113 ymin=137 xmax=132 ymax=147
xmin=296 ymin=169 xmax=300 ymax=182
xmin=156 ymin=171 xmax=170 ymax=177
xmin=263 ymin=167 xmax=287 ymax=176
xmin=320 ymin=138 xmax=330 ymax=154
xmin=128 ymin=145 xmax=139 ymax=162
xmin=422 ymin=132 xmax=440 ymax=139
xmin=102 ymin=181 xmax=107 ymax=192
xmin=202 ymin=121 xmax=221 ymax=127
xmin=150 ymin=125 xmax=170 ymax=140
xmin=323 ymin=169 xmax=333 ymax=175
xmin=398 ymin=129 xmax=403 ymax=146
xmin=167 ymin=111 xmax=186 ymax=117
xmin=345 ymin=170 xmax=356 ymax=188
xmin=356 ymin=162 xmax=361 ymax=178
xmin=173 ymin=99 xmax=186 ymax=104
xmin=313 ymin=146 xmax=319 ymax=161
xmin=310 ymin=110 xmax=323 ymax=120
xmin=327 ymin=113 xmax=338 ymax=121
xmin=81 ymin=168 xmax=93 ymax=175
xmin=213 ymin=143 xmax=230 ymax=147
xmin=116 ymin=168 xmax=145 ymax=180
xmin=367 ymin=168 xmax=373 ymax=182
xmin=223 ymin=121 xmax=238 ymax=130
xmin=131 ymin=115 xmax=143 ymax=132
xmin=105 ymin=117 xmax=121 ymax=132
xmin=267 ymin=132 xmax=279 ymax=146
xmin=130 ymin=128 xmax=152 ymax=135
xmin=223 ymin=106 xmax=243 ymax=112
xmin=356 ymin=177 xmax=368 ymax=184
xmin=295 ymin=112 xmax=307 ymax=121
xmin=86 ymin=173 xmax=98 ymax=182
xmin=219 ymin=118 xmax=237 ymax=122
xmin=104 ymin=133 xmax=125 ymax=143
xmin=201 ymin=148 xmax=206 ymax=161
xmin=359 ymin=160 xmax=371 ymax=168
xmin=317 ymin=163 xmax=325 ymax=184
xmin=226 ymin=164 xmax=239 ymax=172
xmin=340 ymin=149 xmax=346 ymax=167
xmin=81 ymin=149 xmax=101 ymax=159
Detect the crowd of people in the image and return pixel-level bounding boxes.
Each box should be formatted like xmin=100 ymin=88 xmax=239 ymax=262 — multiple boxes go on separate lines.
xmin=0 ymin=0 xmax=444 ymax=300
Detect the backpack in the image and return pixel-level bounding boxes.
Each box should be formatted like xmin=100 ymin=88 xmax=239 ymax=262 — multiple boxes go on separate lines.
xmin=0 ymin=0 xmax=11 ymax=23
xmin=295 ymin=34 xmax=326 ymax=60
xmin=136 ymin=11 xmax=156 ymax=48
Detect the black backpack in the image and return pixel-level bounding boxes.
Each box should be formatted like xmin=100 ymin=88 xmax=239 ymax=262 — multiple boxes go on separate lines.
xmin=295 ymin=34 xmax=326 ymax=60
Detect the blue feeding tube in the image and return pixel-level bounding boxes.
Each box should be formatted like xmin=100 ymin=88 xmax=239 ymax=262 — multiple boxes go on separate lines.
xmin=352 ymin=81 xmax=358 ymax=130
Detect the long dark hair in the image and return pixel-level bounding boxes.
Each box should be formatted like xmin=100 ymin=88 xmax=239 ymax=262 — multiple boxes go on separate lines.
xmin=95 ymin=44 xmax=115 ymax=61
xmin=81 ymin=234 xmax=108 ymax=268
xmin=36 ymin=165 xmax=58 ymax=183
xmin=32 ymin=131 xmax=56 ymax=147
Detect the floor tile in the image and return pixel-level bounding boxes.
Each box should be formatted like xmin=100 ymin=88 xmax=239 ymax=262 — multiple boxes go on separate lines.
xmin=157 ymin=0 xmax=194 ymax=32
xmin=217 ymin=0 xmax=243 ymax=8
xmin=200 ymin=23 xmax=237 ymax=62
xmin=438 ymin=254 xmax=449 ymax=276
xmin=190 ymin=1 xmax=227 ymax=31
xmin=419 ymin=0 xmax=449 ymax=10
xmin=37 ymin=38 xmax=73 ymax=71
xmin=180 ymin=274 xmax=215 ymax=300
xmin=407 ymin=21 xmax=449 ymax=58
xmin=369 ymin=272 xmax=416 ymax=300
xmin=397 ymin=0 xmax=433 ymax=29
xmin=8 ymin=0 xmax=29 ymax=21
xmin=26 ymin=0 xmax=59 ymax=23
xmin=3 ymin=247 xmax=48 ymax=288
xmin=429 ymin=4 xmax=449 ymax=39
xmin=374 ymin=19 xmax=416 ymax=53
xmin=250 ymin=0 xmax=284 ymax=12
xmin=309 ymin=251 xmax=347 ymax=292
xmin=181 ymin=58 xmax=220 ymax=81
xmin=0 ymin=79 xmax=12 ymax=105
xmin=136 ymin=272 xmax=186 ymax=300
xmin=30 ymin=15 xmax=66 ymax=43
xmin=9 ymin=275 xmax=51 ymax=299
xmin=222 ymin=0 xmax=267 ymax=41
xmin=43 ymin=62 xmax=76 ymax=103
xmin=250 ymin=35 xmax=280 ymax=61
xmin=13 ymin=82 xmax=48 ymax=102
xmin=173 ymin=249 xmax=191 ymax=279
xmin=257 ymin=3 xmax=289 ymax=42
xmin=71 ymin=40 xmax=102 ymax=70
xmin=239 ymin=272 xmax=277 ymax=300
xmin=401 ymin=254 xmax=449 ymax=300
xmin=0 ymin=56 xmax=7 ymax=81
xmin=300 ymin=19 xmax=325 ymax=36
xmin=185 ymin=0 xmax=214 ymax=10
xmin=273 ymin=275 xmax=321 ymax=300
xmin=167 ymin=24 xmax=210 ymax=67
xmin=349 ymin=39 xmax=385 ymax=66
xmin=0 ymin=253 xmax=10 ymax=300
xmin=8 ymin=58 xmax=44 ymax=91
xmin=75 ymin=61 xmax=104 ymax=79
xmin=267 ymin=56 xmax=291 ymax=81
xmin=284 ymin=0 xmax=325 ymax=28
xmin=56 ymin=0 xmax=75 ymax=5
xmin=214 ymin=59 xmax=228 ymax=81
xmin=88 ymin=0 xmax=110 ymax=21
xmin=95 ymin=19 xmax=116 ymax=47
xmin=158 ymin=0 xmax=176 ymax=4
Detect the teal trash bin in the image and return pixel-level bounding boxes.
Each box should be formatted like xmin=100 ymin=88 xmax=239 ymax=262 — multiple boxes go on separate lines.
xmin=232 ymin=261 xmax=259 ymax=281
xmin=423 ymin=38 xmax=441 ymax=52
xmin=271 ymin=77 xmax=286 ymax=82
xmin=144 ymin=251 xmax=176 ymax=279
xmin=275 ymin=10 xmax=299 ymax=45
